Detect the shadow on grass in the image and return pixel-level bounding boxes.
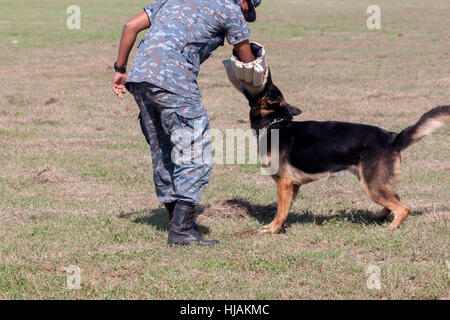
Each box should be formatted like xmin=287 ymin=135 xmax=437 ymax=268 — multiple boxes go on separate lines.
xmin=118 ymin=206 xmax=211 ymax=234
xmin=224 ymin=198 xmax=424 ymax=229
xmin=118 ymin=198 xmax=424 ymax=234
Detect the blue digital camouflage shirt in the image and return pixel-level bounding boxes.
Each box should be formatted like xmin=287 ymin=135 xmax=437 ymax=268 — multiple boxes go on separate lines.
xmin=126 ymin=0 xmax=250 ymax=99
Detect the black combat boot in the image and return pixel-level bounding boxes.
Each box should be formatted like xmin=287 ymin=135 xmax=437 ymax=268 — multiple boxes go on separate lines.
xmin=164 ymin=201 xmax=199 ymax=231
xmin=167 ymin=201 xmax=219 ymax=246
xmin=164 ymin=202 xmax=176 ymax=221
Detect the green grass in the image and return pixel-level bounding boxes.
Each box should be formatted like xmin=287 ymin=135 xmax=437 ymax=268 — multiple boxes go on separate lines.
xmin=0 ymin=0 xmax=449 ymax=299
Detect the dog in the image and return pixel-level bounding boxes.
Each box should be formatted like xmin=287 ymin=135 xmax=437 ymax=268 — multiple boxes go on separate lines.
xmin=243 ymin=73 xmax=450 ymax=233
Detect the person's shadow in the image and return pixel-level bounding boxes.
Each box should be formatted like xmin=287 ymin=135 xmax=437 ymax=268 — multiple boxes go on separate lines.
xmin=118 ymin=198 xmax=424 ymax=233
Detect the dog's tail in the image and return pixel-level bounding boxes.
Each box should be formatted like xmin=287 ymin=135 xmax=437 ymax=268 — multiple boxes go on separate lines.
xmin=392 ymin=105 xmax=450 ymax=151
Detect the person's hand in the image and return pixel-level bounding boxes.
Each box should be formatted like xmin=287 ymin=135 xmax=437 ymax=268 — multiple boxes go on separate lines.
xmin=112 ymin=72 xmax=128 ymax=99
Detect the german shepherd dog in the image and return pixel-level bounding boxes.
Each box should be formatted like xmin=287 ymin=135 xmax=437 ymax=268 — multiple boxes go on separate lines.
xmin=243 ymin=73 xmax=450 ymax=233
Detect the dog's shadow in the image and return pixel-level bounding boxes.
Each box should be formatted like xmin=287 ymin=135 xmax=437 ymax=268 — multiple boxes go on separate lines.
xmin=224 ymin=198 xmax=424 ymax=229
xmin=118 ymin=198 xmax=424 ymax=233
xmin=118 ymin=206 xmax=211 ymax=234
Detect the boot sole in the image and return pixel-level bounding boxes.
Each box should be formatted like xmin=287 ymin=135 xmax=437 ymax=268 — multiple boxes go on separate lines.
xmin=168 ymin=240 xmax=219 ymax=246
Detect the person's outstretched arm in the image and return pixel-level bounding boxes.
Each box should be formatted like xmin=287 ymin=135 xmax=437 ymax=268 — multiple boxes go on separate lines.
xmin=112 ymin=11 xmax=150 ymax=99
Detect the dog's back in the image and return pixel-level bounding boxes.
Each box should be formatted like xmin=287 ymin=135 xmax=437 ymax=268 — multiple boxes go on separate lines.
xmin=280 ymin=120 xmax=397 ymax=174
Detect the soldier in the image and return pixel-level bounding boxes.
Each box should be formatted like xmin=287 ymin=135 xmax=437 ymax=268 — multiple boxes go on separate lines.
xmin=112 ymin=0 xmax=265 ymax=245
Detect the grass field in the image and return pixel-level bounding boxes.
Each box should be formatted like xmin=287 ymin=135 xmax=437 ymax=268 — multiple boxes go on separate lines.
xmin=0 ymin=0 xmax=449 ymax=299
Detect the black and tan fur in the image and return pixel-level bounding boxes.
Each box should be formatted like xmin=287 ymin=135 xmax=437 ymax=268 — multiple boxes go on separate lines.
xmin=244 ymin=74 xmax=450 ymax=233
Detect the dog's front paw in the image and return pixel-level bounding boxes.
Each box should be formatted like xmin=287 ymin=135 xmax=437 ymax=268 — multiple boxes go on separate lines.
xmin=260 ymin=224 xmax=271 ymax=233
xmin=387 ymin=222 xmax=400 ymax=230
xmin=260 ymin=223 xmax=282 ymax=234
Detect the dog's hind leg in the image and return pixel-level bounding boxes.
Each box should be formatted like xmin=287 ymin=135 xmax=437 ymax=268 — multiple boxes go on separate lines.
xmin=376 ymin=196 xmax=409 ymax=229
xmin=376 ymin=194 xmax=400 ymax=220
xmin=362 ymin=183 xmax=409 ymax=229
xmin=261 ymin=178 xmax=294 ymax=234
xmin=377 ymin=207 xmax=391 ymax=220
xmin=360 ymin=154 xmax=409 ymax=228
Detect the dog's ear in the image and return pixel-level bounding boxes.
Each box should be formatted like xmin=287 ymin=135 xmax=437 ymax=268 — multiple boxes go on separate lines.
xmin=266 ymin=84 xmax=282 ymax=105
xmin=286 ymin=104 xmax=302 ymax=116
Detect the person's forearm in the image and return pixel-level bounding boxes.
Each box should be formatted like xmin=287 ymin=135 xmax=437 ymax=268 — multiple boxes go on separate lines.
xmin=116 ymin=12 xmax=151 ymax=67
xmin=116 ymin=24 xmax=139 ymax=67
xmin=234 ymin=41 xmax=255 ymax=63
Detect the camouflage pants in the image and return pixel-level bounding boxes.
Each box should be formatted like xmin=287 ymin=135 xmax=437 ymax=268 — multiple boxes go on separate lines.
xmin=128 ymin=82 xmax=212 ymax=205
